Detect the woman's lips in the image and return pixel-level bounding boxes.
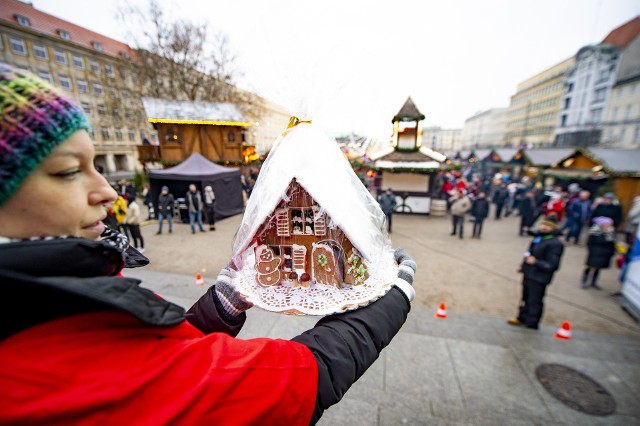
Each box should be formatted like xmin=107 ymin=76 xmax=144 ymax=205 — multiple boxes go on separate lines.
xmin=82 ymin=221 xmax=105 ymax=235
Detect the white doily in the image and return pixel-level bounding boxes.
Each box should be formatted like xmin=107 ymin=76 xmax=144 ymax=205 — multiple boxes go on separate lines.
xmin=234 ymin=252 xmax=398 ymax=316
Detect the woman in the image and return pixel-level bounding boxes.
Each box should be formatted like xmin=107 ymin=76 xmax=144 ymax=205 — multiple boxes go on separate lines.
xmin=124 ymin=197 xmax=144 ymax=253
xmin=0 ymin=63 xmax=416 ymax=425
xmin=204 ymin=185 xmax=216 ymax=231
xmin=582 ymin=216 xmax=616 ymax=290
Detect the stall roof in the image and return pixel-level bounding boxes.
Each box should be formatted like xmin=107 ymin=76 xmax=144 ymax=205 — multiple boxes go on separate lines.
xmin=142 ymin=97 xmax=251 ymax=126
xmin=148 ymin=152 xmax=239 ymax=180
xmin=495 ymin=149 xmax=518 ymax=162
xmin=523 ymin=149 xmax=575 ymax=167
xmin=475 ymin=149 xmax=491 ymax=161
xmin=587 ymin=148 xmax=640 ymax=174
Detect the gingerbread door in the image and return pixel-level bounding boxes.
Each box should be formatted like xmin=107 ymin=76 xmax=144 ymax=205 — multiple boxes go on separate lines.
xmin=312 ymin=243 xmax=341 ymax=288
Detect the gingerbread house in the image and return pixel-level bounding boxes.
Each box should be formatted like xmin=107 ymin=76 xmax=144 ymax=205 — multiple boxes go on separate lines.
xmin=232 ymin=121 xmax=396 ymax=300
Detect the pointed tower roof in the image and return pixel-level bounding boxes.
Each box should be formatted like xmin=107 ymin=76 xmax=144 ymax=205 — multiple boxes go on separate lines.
xmin=392 ymin=96 xmax=425 ymax=123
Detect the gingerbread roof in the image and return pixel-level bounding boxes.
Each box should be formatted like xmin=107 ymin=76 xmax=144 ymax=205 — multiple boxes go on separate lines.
xmin=0 ymin=0 xmax=134 ymax=58
xmin=602 ymin=16 xmax=640 ymax=49
xmin=232 ymin=123 xmax=389 ymax=264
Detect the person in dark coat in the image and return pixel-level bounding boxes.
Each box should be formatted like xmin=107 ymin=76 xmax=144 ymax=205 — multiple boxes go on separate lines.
xmin=581 ymin=216 xmax=616 ymax=289
xmin=470 ymin=191 xmax=489 ymax=239
xmin=518 ymin=189 xmax=538 ymax=236
xmin=508 ymin=214 xmax=564 ymax=329
xmin=492 ymin=183 xmax=508 ymax=219
xmin=156 ymin=186 xmax=175 ymax=234
xmin=591 ymin=193 xmax=623 ymax=228
xmin=566 ymin=190 xmax=592 ymax=244
xmin=378 ymin=188 xmax=397 ymax=233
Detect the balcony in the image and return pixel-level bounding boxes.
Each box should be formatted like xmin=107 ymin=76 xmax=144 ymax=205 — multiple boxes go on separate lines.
xmin=137 ymin=145 xmax=162 ymax=162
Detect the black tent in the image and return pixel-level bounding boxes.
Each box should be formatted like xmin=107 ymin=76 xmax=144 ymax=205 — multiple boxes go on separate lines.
xmin=148 ymin=153 xmax=244 ymax=220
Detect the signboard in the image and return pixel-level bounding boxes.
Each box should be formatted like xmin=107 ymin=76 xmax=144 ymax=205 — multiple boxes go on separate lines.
xmin=621 ymin=226 xmax=640 ymax=321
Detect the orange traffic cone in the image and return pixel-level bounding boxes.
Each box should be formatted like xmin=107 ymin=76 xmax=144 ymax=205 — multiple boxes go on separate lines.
xmin=195 ymin=273 xmax=205 ymax=286
xmin=435 ymin=302 xmax=448 ymax=319
xmin=554 ymin=321 xmax=572 ymax=340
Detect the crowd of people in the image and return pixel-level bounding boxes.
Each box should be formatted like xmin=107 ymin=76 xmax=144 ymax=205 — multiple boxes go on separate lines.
xmin=436 ymin=168 xmax=640 ymax=330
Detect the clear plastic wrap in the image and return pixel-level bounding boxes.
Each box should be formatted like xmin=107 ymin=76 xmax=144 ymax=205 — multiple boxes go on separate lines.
xmin=231 ymin=121 xmax=397 ymax=315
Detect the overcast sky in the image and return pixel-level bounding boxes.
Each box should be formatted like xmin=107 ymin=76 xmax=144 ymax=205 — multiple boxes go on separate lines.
xmin=33 ymin=0 xmax=640 ymax=139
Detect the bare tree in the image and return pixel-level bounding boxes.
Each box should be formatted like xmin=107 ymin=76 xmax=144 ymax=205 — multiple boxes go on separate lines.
xmin=117 ymin=0 xmax=244 ymax=104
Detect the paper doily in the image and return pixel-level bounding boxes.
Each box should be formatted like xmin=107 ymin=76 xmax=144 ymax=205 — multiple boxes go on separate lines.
xmin=234 ymin=258 xmax=397 ymax=316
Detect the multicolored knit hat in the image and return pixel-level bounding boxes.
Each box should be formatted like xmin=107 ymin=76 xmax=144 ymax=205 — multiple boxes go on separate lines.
xmin=0 ymin=62 xmax=90 ymax=206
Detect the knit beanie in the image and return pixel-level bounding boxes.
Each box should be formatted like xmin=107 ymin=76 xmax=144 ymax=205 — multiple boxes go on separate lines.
xmin=0 ymin=62 xmax=90 ymax=206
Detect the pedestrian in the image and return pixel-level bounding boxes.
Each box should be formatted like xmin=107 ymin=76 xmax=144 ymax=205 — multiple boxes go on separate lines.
xmin=492 ymin=182 xmax=508 ymax=219
xmin=623 ymin=195 xmax=640 ymax=245
xmin=186 ymin=183 xmax=206 ymax=234
xmin=113 ymin=193 xmax=129 ymax=239
xmin=581 ymin=217 xmax=616 ymax=289
xmin=156 ymin=186 xmax=174 ymax=234
xmin=449 ymin=190 xmax=471 ymax=239
xmin=142 ymin=183 xmax=154 ymax=220
xmin=440 ymin=175 xmax=453 ymax=201
xmin=565 ymin=190 xmax=591 ymax=244
xmin=470 ymin=191 xmax=489 ymax=239
xmin=0 ymin=62 xmax=418 ymax=424
xmin=591 ymin=193 xmax=623 ymax=228
xmin=124 ymin=197 xmax=144 ymax=253
xmin=204 ymin=185 xmax=216 ymax=231
xmin=378 ymin=187 xmax=397 ymax=233
xmin=518 ymin=190 xmax=538 ymax=236
xmin=118 ymin=178 xmax=137 ymax=202
xmin=508 ymin=214 xmax=564 ymax=329
xmin=542 ymin=193 xmax=565 ymax=223
xmin=102 ymin=202 xmax=119 ymax=231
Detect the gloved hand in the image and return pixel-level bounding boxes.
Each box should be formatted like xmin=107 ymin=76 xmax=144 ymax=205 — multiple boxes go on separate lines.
xmin=393 ymin=248 xmax=416 ymax=302
xmin=213 ymin=266 xmax=253 ymax=317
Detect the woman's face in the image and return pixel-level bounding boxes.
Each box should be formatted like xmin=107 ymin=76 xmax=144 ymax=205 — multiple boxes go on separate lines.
xmin=0 ymin=130 xmax=117 ymax=240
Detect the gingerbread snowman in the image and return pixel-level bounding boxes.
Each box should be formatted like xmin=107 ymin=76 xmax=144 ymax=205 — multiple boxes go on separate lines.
xmin=254 ymin=245 xmax=282 ymax=286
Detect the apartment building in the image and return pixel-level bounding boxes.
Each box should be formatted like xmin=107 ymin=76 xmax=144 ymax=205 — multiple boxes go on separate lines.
xmin=422 ymin=126 xmax=463 ymax=151
xmin=0 ymin=0 xmax=151 ymax=178
xmin=505 ymin=57 xmax=574 ymax=148
xmin=460 ymin=108 xmax=507 ymax=148
xmin=601 ymin=19 xmax=640 ymax=147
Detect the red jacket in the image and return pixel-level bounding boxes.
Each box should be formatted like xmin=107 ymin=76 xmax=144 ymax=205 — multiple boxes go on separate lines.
xmin=0 ymin=311 xmax=317 ymax=425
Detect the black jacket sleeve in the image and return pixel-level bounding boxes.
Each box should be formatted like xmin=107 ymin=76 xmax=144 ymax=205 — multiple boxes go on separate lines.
xmin=292 ymin=287 xmax=411 ymax=425
xmin=186 ymin=286 xmax=246 ymax=337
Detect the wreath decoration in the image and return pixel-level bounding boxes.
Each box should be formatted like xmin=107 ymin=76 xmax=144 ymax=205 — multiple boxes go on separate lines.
xmin=317 ymin=253 xmax=328 ymax=267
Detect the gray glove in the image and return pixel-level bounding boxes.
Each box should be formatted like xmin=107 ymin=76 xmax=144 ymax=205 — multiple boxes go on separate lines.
xmin=393 ymin=248 xmax=416 ymax=302
xmin=213 ymin=266 xmax=253 ymax=317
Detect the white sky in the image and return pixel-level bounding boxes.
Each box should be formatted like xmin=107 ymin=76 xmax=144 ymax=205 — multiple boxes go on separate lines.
xmin=33 ymin=0 xmax=640 ymax=139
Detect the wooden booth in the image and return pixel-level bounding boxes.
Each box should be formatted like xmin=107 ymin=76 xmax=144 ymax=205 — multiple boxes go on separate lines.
xmin=138 ymin=98 xmax=253 ymax=167
xmin=545 ymin=148 xmax=640 ymax=218
xmin=369 ymin=97 xmax=445 ymax=214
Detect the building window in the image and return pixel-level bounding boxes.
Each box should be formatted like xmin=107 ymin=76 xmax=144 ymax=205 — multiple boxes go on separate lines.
xmin=620 ymin=127 xmax=627 ymax=141
xmin=37 ymin=69 xmax=52 ymax=83
xmin=93 ymin=82 xmax=103 ymax=96
xmin=15 ymin=63 xmax=29 ymax=71
xmin=131 ymin=72 xmax=138 ymax=83
xmin=15 ymin=14 xmax=30 ymax=27
xmin=113 ymin=107 xmax=121 ymax=118
xmin=57 ymin=29 xmax=71 ymax=40
xmin=81 ymin=102 xmax=91 ymax=114
xmin=593 ymin=88 xmax=606 ymax=103
xmin=590 ymin=108 xmax=603 ymax=123
xmin=58 ymin=74 xmax=72 ymax=90
xmin=97 ymin=104 xmax=106 ymax=115
xmin=625 ymin=105 xmax=632 ymax=120
xmin=105 ymin=64 xmax=115 ymax=78
xmin=72 ymin=54 xmax=84 ymax=69
xmin=33 ymin=43 xmax=48 ymax=60
xmin=563 ymin=98 xmax=570 ymax=110
xmin=128 ymin=129 xmax=136 ymax=142
xmin=53 ymin=48 xmax=66 ymax=64
xmin=115 ymin=128 xmax=123 ymax=140
xmin=634 ymin=126 xmax=640 ymax=141
xmin=118 ymin=66 xmax=126 ymax=79
xmin=227 ymin=131 xmax=236 ymax=142
xmin=101 ymin=127 xmax=110 ymax=141
xmin=9 ymin=36 xmax=27 ymax=55
xmin=91 ymin=41 xmax=103 ymax=51
xmin=90 ymin=59 xmax=100 ymax=74
xmin=77 ymin=78 xmax=88 ymax=93
xmin=560 ymin=115 xmax=567 ymax=127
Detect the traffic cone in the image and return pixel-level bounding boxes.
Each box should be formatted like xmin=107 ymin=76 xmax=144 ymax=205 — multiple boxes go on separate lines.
xmin=435 ymin=302 xmax=448 ymax=319
xmin=554 ymin=321 xmax=572 ymax=340
xmin=195 ymin=273 xmax=205 ymax=286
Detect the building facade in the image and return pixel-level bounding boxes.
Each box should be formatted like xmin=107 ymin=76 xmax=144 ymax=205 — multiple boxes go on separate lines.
xmin=554 ymin=44 xmax=620 ymax=147
xmin=601 ymin=25 xmax=640 ymax=147
xmin=506 ymin=57 xmax=574 ymax=148
xmin=423 ymin=126 xmax=462 ymax=151
xmin=0 ymin=0 xmax=151 ymax=179
xmin=460 ymin=108 xmax=507 ymax=148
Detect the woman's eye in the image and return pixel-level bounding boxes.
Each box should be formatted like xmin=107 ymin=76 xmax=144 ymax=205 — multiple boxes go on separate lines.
xmin=53 ymin=169 xmax=81 ymax=179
